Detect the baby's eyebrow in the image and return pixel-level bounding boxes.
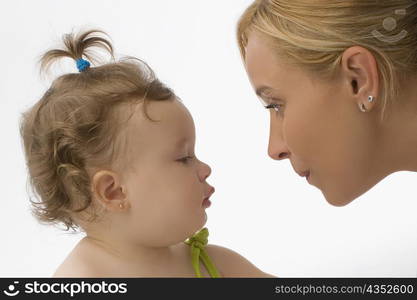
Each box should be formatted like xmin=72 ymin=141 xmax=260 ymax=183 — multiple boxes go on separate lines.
xmin=174 ymin=137 xmax=188 ymax=149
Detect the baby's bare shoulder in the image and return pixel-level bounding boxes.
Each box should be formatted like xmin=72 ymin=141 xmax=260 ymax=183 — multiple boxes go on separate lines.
xmin=205 ymin=244 xmax=277 ymax=278
xmin=52 ymin=254 xmax=100 ymax=278
xmin=52 ymin=240 xmax=106 ymax=278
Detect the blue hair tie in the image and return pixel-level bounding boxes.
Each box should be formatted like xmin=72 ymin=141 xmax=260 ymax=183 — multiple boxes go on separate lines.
xmin=76 ymin=58 xmax=90 ymax=72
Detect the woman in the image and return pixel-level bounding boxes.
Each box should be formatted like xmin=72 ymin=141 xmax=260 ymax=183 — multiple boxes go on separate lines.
xmin=237 ymin=0 xmax=417 ymax=206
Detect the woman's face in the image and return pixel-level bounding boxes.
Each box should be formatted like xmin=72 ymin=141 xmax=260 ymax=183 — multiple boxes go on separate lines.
xmin=244 ymin=31 xmax=384 ymax=206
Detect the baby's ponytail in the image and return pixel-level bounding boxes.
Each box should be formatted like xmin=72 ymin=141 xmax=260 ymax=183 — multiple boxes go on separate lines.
xmin=39 ymin=29 xmax=114 ymax=74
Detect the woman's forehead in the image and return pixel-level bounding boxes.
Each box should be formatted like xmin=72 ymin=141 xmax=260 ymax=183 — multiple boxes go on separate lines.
xmin=245 ymin=32 xmax=314 ymax=94
xmin=245 ymin=33 xmax=286 ymax=83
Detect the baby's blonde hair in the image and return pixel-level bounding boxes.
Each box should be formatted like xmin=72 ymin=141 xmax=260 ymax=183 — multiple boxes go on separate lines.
xmin=237 ymin=0 xmax=417 ymax=121
xmin=19 ymin=29 xmax=175 ymax=231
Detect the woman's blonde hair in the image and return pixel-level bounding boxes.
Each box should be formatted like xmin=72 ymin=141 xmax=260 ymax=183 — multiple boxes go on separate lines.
xmin=237 ymin=0 xmax=417 ymax=121
xmin=19 ymin=29 xmax=175 ymax=231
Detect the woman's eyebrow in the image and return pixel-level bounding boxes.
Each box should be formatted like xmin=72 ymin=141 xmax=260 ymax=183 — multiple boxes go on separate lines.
xmin=255 ymin=86 xmax=273 ymax=97
xmin=255 ymin=86 xmax=281 ymax=106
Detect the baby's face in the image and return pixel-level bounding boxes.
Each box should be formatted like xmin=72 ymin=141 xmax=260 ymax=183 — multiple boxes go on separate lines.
xmin=121 ymin=98 xmax=214 ymax=247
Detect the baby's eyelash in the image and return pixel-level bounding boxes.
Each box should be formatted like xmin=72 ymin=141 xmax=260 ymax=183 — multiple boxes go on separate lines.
xmin=178 ymin=156 xmax=194 ymax=163
xmin=265 ymin=103 xmax=283 ymax=113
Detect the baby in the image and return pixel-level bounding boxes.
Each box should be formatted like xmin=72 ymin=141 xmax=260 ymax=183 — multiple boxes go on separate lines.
xmin=19 ymin=29 xmax=274 ymax=278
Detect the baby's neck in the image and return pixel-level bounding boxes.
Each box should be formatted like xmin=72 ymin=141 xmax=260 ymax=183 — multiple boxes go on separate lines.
xmin=80 ymin=233 xmax=179 ymax=268
xmin=70 ymin=234 xmax=200 ymax=277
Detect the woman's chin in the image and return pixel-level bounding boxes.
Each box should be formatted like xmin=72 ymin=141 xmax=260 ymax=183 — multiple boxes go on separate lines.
xmin=322 ymin=186 xmax=361 ymax=207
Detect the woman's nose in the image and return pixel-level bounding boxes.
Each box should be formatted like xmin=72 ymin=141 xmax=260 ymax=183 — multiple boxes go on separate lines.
xmin=268 ymin=119 xmax=290 ymax=160
xmin=268 ymin=140 xmax=290 ymax=160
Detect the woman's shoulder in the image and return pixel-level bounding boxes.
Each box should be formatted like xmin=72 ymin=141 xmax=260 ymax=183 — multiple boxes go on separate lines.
xmin=204 ymin=244 xmax=276 ymax=278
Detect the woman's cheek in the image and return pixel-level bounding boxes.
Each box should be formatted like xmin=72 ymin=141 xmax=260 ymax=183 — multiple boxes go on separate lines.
xmin=284 ymin=108 xmax=317 ymax=159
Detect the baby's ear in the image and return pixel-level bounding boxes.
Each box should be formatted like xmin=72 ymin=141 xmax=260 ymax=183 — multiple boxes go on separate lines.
xmin=91 ymin=170 xmax=127 ymax=211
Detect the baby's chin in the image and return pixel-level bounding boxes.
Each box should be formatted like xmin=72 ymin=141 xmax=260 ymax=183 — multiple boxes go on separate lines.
xmin=172 ymin=211 xmax=208 ymax=243
xmin=144 ymin=210 xmax=207 ymax=247
xmin=187 ymin=211 xmax=208 ymax=238
xmin=190 ymin=210 xmax=208 ymax=234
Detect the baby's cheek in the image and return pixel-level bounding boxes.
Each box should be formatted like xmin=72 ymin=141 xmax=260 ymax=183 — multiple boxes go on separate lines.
xmin=184 ymin=185 xmax=202 ymax=207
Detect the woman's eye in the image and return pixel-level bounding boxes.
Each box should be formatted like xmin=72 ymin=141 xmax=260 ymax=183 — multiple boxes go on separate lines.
xmin=265 ymin=103 xmax=284 ymax=114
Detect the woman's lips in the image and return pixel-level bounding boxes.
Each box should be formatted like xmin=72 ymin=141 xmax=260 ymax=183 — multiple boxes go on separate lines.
xmin=297 ymin=170 xmax=310 ymax=178
xmin=305 ymin=171 xmax=312 ymax=183
xmin=297 ymin=170 xmax=311 ymax=182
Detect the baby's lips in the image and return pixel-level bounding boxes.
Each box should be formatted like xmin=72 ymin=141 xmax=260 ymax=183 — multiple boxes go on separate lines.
xmin=204 ymin=186 xmax=215 ymax=200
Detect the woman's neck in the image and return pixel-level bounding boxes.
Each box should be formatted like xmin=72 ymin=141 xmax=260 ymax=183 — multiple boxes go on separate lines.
xmin=376 ymin=82 xmax=417 ymax=174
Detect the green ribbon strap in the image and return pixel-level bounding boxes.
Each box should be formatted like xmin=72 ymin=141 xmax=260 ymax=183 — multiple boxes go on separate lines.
xmin=184 ymin=227 xmax=221 ymax=278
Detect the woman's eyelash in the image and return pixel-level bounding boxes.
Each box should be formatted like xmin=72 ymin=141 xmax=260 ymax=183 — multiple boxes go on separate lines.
xmin=265 ymin=103 xmax=283 ymax=113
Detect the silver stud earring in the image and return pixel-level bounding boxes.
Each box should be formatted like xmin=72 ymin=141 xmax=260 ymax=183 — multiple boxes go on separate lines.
xmin=360 ymin=96 xmax=375 ymax=112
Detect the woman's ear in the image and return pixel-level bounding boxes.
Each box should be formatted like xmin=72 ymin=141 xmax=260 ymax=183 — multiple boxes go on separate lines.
xmin=341 ymin=46 xmax=379 ymax=111
xmin=91 ymin=170 xmax=127 ymax=211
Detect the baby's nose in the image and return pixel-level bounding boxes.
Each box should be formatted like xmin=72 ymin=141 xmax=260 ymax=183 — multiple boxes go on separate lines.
xmin=199 ymin=161 xmax=212 ymax=181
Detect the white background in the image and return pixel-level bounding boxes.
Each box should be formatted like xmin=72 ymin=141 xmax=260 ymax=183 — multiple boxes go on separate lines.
xmin=1 ymin=0 xmax=416 ymax=277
